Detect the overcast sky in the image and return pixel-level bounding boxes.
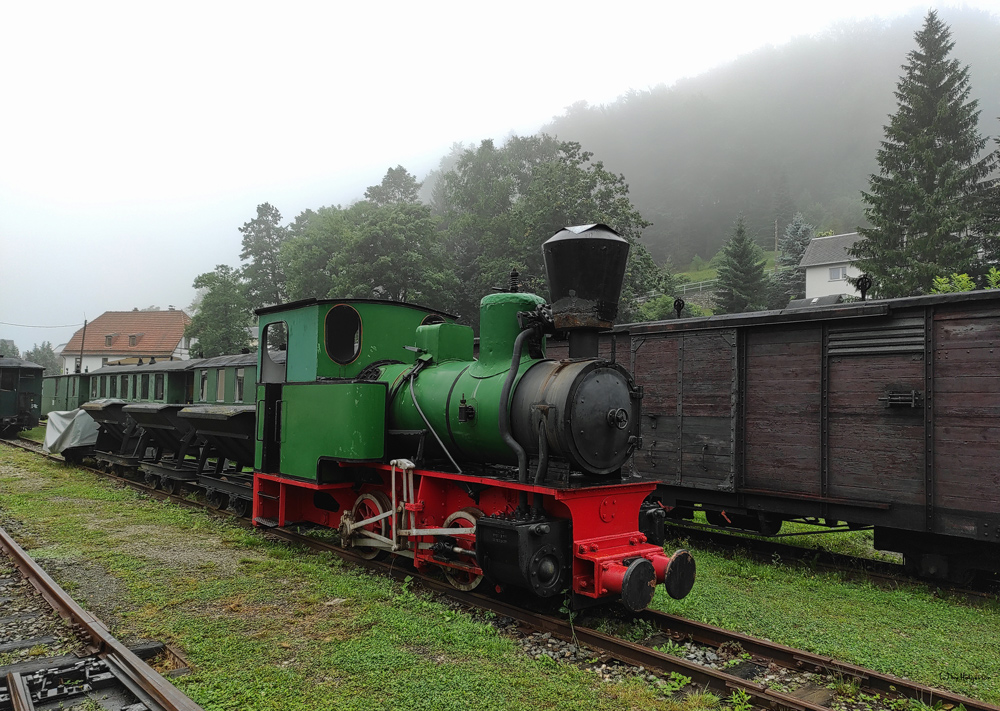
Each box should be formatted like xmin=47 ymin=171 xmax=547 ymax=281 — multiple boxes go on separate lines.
xmin=2 ymin=1 xmax=998 ymax=356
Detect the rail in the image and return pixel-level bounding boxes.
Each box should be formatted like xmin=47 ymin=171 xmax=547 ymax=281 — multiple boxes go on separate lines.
xmin=0 ymin=525 xmax=203 ymax=711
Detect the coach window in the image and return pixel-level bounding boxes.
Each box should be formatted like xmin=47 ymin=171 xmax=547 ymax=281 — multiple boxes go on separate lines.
xmin=99 ymin=377 xmax=106 ymax=398
xmin=141 ymin=374 xmax=149 ymax=399
xmin=55 ymin=378 xmax=61 ymax=396
xmin=109 ymin=376 xmax=117 ymax=398
xmin=260 ymin=322 xmax=288 ymax=383
xmin=154 ymin=374 xmax=164 ymax=400
xmin=235 ymin=368 xmax=245 ymax=402
xmin=71 ymin=378 xmax=77 ymax=397
xmin=121 ymin=375 xmax=129 ymax=399
xmin=0 ymin=371 xmax=14 ymax=391
xmin=216 ymin=368 xmax=225 ymax=401
xmin=92 ymin=379 xmax=98 ymax=398
xmin=199 ymin=371 xmax=208 ymax=401
xmin=325 ymin=305 xmax=362 ymax=365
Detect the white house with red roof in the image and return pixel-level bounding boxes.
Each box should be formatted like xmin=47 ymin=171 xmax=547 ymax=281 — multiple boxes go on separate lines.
xmin=59 ymin=309 xmax=193 ymax=374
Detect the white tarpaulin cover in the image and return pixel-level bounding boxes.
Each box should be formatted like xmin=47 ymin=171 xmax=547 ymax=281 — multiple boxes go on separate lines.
xmin=43 ymin=409 xmax=100 ymax=453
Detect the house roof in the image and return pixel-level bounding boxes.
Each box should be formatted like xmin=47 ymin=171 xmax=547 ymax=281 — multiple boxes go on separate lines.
xmin=799 ymin=232 xmax=862 ymax=268
xmin=60 ymin=310 xmax=191 ymax=357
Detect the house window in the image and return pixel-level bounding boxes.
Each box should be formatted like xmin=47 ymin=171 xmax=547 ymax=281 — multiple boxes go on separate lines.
xmin=199 ymin=371 xmax=208 ymax=402
xmin=105 ymin=335 xmax=113 ymax=347
xmin=235 ymin=368 xmax=245 ymax=403
xmin=129 ymin=335 xmax=137 ymax=347
xmin=154 ymin=374 xmax=164 ymax=400
xmin=216 ymin=368 xmax=225 ymax=401
xmin=102 ymin=358 xmax=109 ymax=366
xmin=829 ymin=266 xmax=847 ymax=281
xmin=141 ymin=374 xmax=150 ymax=399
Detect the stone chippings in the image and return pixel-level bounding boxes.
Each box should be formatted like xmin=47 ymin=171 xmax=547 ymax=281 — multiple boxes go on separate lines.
xmin=0 ymin=559 xmax=88 ymax=665
xmin=474 ymin=609 xmax=906 ymax=710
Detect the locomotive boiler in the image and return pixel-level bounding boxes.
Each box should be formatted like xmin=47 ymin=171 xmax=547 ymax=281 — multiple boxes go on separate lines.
xmin=251 ymin=224 xmax=695 ymax=610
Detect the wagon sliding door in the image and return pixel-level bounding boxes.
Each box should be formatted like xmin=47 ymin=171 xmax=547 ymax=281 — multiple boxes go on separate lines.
xmin=824 ymin=318 xmax=926 ymax=528
xmin=634 ymin=329 xmax=737 ymax=491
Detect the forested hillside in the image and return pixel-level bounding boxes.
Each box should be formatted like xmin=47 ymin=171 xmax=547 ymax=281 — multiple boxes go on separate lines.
xmin=537 ymin=7 xmax=1000 ymax=265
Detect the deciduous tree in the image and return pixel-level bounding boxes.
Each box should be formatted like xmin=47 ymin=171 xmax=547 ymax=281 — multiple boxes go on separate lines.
xmin=364 ymin=165 xmax=422 ymax=206
xmin=239 ymin=203 xmax=289 ymax=309
xmin=22 ymin=342 xmax=60 ymax=374
xmin=849 ymin=11 xmax=999 ymax=297
xmin=185 ymin=265 xmax=252 ymax=358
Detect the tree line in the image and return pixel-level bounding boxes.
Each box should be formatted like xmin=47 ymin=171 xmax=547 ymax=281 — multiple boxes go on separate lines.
xmin=187 ymin=138 xmax=667 ymax=357
xmin=188 ymin=10 xmax=1000 ymax=356
xmin=692 ymin=10 xmax=1000 ymax=314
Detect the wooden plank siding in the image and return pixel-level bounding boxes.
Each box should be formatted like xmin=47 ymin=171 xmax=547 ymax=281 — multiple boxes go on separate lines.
xmin=933 ymin=307 xmax=1000 ymax=520
xmin=630 ymin=330 xmax=736 ymax=490
xmin=826 ymin=352 xmax=926 ymax=506
xmin=743 ymin=327 xmax=822 ymax=495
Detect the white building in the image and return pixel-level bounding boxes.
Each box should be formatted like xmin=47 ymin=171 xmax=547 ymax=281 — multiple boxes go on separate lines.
xmin=799 ymin=232 xmax=864 ymax=299
xmin=59 ymin=309 xmax=193 ymax=374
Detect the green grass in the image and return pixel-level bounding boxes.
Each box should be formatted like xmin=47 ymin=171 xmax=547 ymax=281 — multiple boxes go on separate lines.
xmin=20 ymin=424 xmax=45 ymax=443
xmin=652 ymin=532 xmax=1000 ymax=702
xmin=678 ymin=251 xmax=777 ymax=283
xmin=0 ymin=447 xmax=684 ymax=711
xmin=4 ymin=445 xmax=998 ymax=706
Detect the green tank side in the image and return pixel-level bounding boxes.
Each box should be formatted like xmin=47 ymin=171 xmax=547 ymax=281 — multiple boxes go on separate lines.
xmin=278 ymin=382 xmax=386 ymax=479
xmin=381 ymin=292 xmax=545 ymax=465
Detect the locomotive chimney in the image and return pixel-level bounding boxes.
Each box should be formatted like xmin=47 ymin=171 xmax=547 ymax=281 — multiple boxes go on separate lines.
xmin=542 ymin=224 xmax=630 ymax=358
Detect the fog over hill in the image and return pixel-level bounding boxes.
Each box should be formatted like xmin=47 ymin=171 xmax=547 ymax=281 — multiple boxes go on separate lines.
xmin=541 ymin=7 xmax=1000 ymax=266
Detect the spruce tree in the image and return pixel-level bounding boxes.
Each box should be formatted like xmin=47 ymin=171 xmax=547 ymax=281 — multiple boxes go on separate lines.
xmin=714 ymin=217 xmax=769 ymax=314
xmin=849 ymin=10 xmax=999 ymax=298
xmin=775 ymin=212 xmax=815 ymax=300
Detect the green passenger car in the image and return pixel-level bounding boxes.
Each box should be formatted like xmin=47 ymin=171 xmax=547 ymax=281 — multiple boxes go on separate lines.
xmin=88 ymin=359 xmax=198 ymax=404
xmin=191 ymin=353 xmax=257 ymax=405
xmin=41 ymin=373 xmax=92 ymax=416
xmin=0 ymin=356 xmax=45 ymax=436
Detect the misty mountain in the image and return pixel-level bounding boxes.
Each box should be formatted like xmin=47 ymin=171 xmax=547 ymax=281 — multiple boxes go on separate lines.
xmin=539 ymin=7 xmax=1000 ymax=266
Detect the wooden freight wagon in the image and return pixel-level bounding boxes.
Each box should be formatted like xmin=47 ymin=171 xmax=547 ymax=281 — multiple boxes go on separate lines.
xmin=554 ymin=290 xmax=1000 ymax=582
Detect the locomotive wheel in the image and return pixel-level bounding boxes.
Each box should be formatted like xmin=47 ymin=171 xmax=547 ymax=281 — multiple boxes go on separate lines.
xmin=349 ymin=492 xmax=393 ymax=560
xmin=441 ymin=507 xmax=483 ymax=592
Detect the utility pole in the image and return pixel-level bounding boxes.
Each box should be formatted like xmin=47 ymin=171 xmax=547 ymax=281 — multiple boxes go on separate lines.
xmin=774 ymin=220 xmax=779 ymax=273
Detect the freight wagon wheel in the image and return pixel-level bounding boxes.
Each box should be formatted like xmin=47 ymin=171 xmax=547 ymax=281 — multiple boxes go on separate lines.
xmin=230 ymin=498 xmax=251 ymax=518
xmin=207 ymin=491 xmax=229 ymax=510
xmin=441 ymin=507 xmax=483 ymax=592
xmin=349 ymin=492 xmax=393 ymax=560
xmin=144 ymin=471 xmax=160 ymax=489
xmin=162 ymin=477 xmax=181 ymax=496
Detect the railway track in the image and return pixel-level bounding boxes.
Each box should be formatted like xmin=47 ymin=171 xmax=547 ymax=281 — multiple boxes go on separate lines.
xmin=0 ymin=523 xmax=201 ymax=711
xmin=5 ymin=436 xmax=999 ymax=711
